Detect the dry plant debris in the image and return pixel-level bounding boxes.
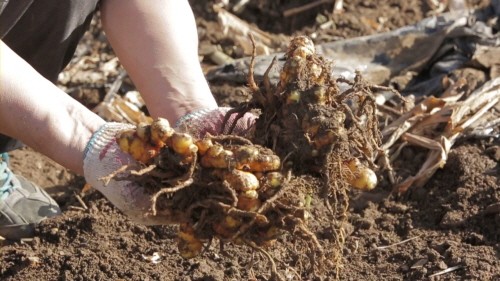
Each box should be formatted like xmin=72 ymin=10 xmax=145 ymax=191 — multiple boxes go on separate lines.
xmin=379 ymin=77 xmax=500 ymax=193
xmin=214 ymin=5 xmax=286 ymax=56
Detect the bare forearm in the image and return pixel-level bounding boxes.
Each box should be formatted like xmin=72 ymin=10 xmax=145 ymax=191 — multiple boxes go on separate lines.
xmin=101 ymin=0 xmax=218 ymax=123
xmin=0 ymin=41 xmax=105 ymax=175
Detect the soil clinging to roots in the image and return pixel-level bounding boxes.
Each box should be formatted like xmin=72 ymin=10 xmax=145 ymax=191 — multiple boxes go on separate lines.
xmin=106 ymin=35 xmax=394 ymax=280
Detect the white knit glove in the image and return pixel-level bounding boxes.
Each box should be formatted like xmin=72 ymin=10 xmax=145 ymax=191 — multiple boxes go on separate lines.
xmin=83 ymin=123 xmax=182 ymax=225
xmin=175 ymin=107 xmax=257 ymax=138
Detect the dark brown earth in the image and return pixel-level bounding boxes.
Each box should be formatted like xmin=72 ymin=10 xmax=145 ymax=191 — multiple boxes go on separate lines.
xmin=1 ymin=1 xmax=499 ymax=280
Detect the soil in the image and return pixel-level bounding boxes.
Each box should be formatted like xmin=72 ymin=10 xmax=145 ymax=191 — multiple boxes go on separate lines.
xmin=1 ymin=1 xmax=499 ymax=281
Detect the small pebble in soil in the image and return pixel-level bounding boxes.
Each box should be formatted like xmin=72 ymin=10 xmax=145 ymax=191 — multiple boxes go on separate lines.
xmin=436 ymin=260 xmax=448 ymax=270
xmin=50 ymin=227 xmax=59 ymax=235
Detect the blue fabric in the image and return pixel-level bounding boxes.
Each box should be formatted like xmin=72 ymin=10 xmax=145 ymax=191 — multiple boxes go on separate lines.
xmin=0 ymin=153 xmax=14 ymax=201
xmin=82 ymin=123 xmax=107 ymax=161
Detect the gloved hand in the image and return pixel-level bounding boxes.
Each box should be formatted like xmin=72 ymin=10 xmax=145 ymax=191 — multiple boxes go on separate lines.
xmin=83 ymin=123 xmax=184 ymax=225
xmin=175 ymin=107 xmax=257 ymax=138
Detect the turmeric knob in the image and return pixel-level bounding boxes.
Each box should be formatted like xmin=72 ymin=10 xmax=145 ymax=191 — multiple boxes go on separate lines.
xmin=151 ymin=118 xmax=174 ymax=147
xmin=346 ymin=158 xmax=377 ymax=191
xmin=177 ymin=223 xmax=204 ymax=259
xmin=170 ymin=132 xmax=198 ymax=156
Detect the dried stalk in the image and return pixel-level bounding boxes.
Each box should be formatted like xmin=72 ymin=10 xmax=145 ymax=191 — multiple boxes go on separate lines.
xmin=381 ymin=78 xmax=500 ymax=193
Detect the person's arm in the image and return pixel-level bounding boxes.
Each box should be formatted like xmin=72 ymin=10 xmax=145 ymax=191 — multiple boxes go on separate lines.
xmin=0 ymin=40 xmax=105 ymax=175
xmin=100 ymin=0 xmax=218 ymax=123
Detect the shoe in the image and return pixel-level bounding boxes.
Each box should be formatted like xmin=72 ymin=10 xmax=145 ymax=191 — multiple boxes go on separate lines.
xmin=0 ymin=153 xmax=61 ymax=240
